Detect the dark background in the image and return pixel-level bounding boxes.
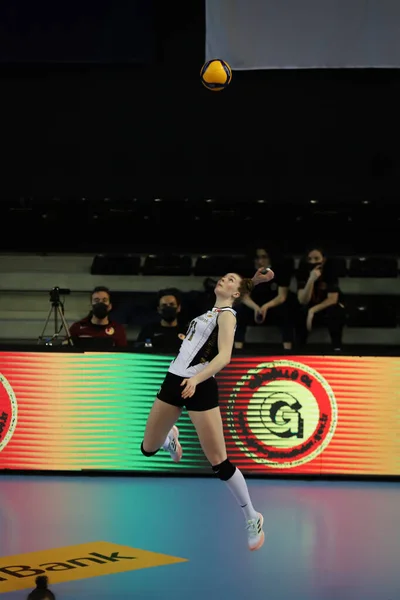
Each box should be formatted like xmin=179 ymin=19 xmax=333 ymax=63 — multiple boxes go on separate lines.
xmin=0 ymin=0 xmax=155 ymax=63
xmin=0 ymin=1 xmax=399 ymax=252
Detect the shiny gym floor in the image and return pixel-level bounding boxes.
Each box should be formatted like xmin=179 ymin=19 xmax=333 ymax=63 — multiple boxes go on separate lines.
xmin=1 ymin=476 xmax=399 ymax=599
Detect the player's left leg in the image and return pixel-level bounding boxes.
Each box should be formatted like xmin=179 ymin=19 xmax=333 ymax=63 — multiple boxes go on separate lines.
xmin=189 ymin=404 xmax=265 ymax=551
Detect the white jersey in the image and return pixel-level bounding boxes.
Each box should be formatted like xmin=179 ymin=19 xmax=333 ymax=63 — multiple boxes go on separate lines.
xmin=168 ymin=306 xmax=236 ymax=378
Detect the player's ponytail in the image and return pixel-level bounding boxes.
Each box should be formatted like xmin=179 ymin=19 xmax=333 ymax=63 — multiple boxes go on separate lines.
xmin=236 ymin=277 xmax=254 ymax=303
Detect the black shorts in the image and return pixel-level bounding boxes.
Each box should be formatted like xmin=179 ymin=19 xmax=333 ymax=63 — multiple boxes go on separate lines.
xmin=157 ymin=371 xmax=219 ymax=412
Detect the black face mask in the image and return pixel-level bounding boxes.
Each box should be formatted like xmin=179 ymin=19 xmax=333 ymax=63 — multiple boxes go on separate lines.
xmin=92 ymin=303 xmax=109 ymax=319
xmin=308 ymin=262 xmax=323 ymax=271
xmin=161 ymin=306 xmax=177 ymax=323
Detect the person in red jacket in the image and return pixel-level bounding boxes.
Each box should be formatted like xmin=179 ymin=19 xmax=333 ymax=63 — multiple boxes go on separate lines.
xmin=69 ymin=286 xmax=127 ymax=348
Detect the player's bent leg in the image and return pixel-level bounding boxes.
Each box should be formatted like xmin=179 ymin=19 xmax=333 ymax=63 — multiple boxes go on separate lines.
xmin=188 ymin=407 xmax=265 ymax=551
xmin=141 ymin=398 xmax=182 ymax=462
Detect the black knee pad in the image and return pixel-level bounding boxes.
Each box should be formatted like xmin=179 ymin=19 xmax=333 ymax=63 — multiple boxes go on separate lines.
xmin=140 ymin=442 xmax=159 ymax=457
xmin=212 ymin=459 xmax=236 ymax=481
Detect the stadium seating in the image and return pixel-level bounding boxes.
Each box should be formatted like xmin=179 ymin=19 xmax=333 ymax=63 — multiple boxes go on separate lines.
xmin=0 ymin=252 xmax=399 ymax=347
xmin=1 ymin=197 xmax=399 ymax=347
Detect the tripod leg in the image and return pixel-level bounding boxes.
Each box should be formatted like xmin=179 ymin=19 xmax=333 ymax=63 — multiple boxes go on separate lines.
xmin=58 ymin=306 xmax=74 ymax=346
xmin=54 ymin=305 xmax=58 ymax=336
xmin=37 ymin=306 xmax=55 ymax=344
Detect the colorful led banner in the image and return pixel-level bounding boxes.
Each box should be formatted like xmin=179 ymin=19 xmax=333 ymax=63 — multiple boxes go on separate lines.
xmin=0 ymin=352 xmax=399 ymax=475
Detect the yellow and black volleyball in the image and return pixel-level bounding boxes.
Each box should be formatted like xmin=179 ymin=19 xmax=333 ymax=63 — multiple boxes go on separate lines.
xmin=200 ymin=59 xmax=232 ymax=91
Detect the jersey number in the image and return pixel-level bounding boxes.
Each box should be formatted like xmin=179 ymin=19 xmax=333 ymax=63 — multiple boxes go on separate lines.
xmin=186 ymin=320 xmax=197 ymax=341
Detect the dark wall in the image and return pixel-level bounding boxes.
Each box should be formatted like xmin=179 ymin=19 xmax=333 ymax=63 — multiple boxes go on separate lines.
xmin=0 ymin=1 xmax=155 ymax=63
xmin=0 ymin=2 xmax=399 ymax=199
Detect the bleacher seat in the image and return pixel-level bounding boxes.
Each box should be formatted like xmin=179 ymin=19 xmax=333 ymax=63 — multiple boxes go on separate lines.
xmin=346 ymin=295 xmax=398 ymax=328
xmin=348 ymin=257 xmax=398 ymax=278
xmin=194 ymin=256 xmax=240 ymax=276
xmin=142 ymin=255 xmax=192 ymax=276
xmin=330 ymin=257 xmax=347 ymax=277
xmin=91 ymin=254 xmax=140 ymax=275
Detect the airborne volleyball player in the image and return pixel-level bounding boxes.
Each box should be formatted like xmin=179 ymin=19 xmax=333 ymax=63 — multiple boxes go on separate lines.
xmin=140 ymin=267 xmax=274 ymax=551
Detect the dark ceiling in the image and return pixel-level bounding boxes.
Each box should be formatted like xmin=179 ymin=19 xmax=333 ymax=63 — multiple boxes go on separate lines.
xmin=0 ymin=2 xmax=399 ymax=199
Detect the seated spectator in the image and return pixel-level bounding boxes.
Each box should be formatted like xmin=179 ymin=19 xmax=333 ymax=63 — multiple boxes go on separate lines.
xmin=27 ymin=576 xmax=55 ymax=600
xmin=296 ymin=246 xmax=346 ymax=351
xmin=69 ymin=286 xmax=127 ymax=349
xmin=137 ymin=288 xmax=186 ymax=353
xmin=235 ymin=246 xmax=295 ymax=351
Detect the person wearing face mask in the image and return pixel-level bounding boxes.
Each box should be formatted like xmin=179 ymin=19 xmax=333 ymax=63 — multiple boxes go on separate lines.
xmin=137 ymin=288 xmax=187 ymax=353
xmin=69 ymin=286 xmax=127 ymax=349
xmin=296 ymin=246 xmax=346 ymax=351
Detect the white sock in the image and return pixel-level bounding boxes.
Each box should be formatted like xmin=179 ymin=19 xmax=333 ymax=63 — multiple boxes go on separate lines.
xmin=161 ymin=434 xmax=171 ymax=451
xmin=161 ymin=428 xmax=174 ymax=451
xmin=224 ymin=467 xmax=258 ymax=521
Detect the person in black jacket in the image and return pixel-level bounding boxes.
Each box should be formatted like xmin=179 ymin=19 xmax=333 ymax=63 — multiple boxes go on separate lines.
xmin=137 ymin=288 xmax=187 ymax=353
xmin=296 ymin=246 xmax=346 ymax=350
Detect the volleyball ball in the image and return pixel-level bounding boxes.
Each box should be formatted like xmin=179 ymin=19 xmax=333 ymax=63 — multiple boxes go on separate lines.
xmin=200 ymin=59 xmax=232 ymax=91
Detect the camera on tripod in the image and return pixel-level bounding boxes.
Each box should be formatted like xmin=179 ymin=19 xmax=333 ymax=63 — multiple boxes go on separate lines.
xmin=49 ymin=287 xmax=70 ymax=305
xmin=38 ymin=287 xmax=73 ymax=346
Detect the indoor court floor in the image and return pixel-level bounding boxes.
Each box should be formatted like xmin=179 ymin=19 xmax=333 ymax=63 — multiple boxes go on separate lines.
xmin=0 ymin=475 xmax=399 ymax=600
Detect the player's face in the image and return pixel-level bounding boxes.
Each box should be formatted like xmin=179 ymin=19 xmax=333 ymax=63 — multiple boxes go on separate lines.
xmin=215 ymin=273 xmax=240 ymax=300
xmin=307 ymin=249 xmax=325 ymax=268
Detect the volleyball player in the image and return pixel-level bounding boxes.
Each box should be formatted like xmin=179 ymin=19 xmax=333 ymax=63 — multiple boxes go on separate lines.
xmin=141 ymin=267 xmax=274 ymax=551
